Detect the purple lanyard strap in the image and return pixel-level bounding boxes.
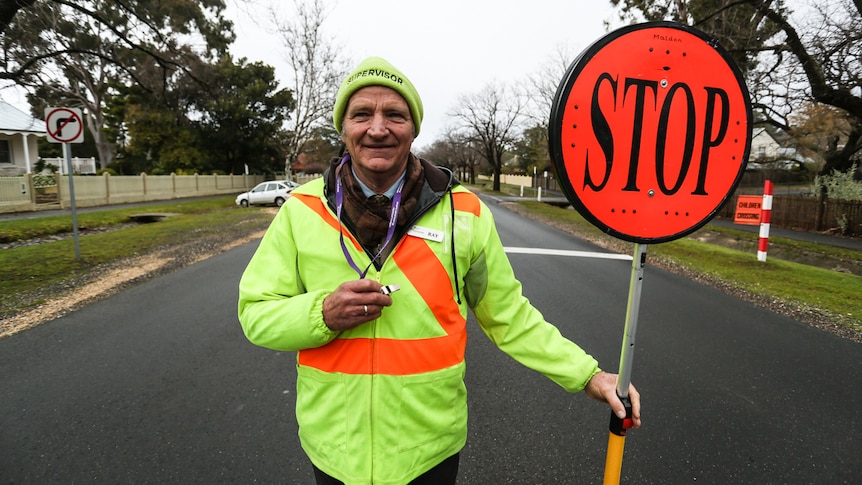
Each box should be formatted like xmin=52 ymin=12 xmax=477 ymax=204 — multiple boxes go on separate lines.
xmin=335 ymin=154 xmax=405 ymax=279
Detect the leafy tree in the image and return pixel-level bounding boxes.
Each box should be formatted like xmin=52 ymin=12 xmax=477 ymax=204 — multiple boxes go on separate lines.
xmin=1 ymin=0 xmax=235 ymax=168
xmin=512 ymin=124 xmax=551 ymax=176
xmin=111 ymin=55 xmax=293 ymax=176
xmin=789 ymin=102 xmax=854 ymax=170
xmin=191 ymin=57 xmax=293 ymax=176
xmin=107 ymin=53 xmax=202 ymax=175
xmin=120 ymin=99 xmax=201 ymax=175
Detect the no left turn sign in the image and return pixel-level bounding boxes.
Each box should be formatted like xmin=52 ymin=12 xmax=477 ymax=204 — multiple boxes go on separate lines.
xmin=45 ymin=107 xmax=85 ymax=144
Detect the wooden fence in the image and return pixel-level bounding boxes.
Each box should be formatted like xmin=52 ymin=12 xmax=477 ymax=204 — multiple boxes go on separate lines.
xmin=717 ymin=193 xmax=862 ymax=237
xmin=481 ymin=174 xmax=861 ymax=237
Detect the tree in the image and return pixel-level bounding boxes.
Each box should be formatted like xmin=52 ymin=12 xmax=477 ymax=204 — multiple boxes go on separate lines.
xmin=449 ymin=83 xmax=526 ymax=191
xmin=522 ymin=44 xmax=581 ymax=129
xmin=1 ymin=0 xmax=234 ymax=168
xmin=609 ymin=0 xmax=780 ymax=74
xmin=111 ymin=55 xmax=293 ymax=176
xmin=192 ymin=57 xmax=293 ymax=175
xmin=418 ymin=131 xmax=482 ymax=184
xmin=513 ymin=124 xmax=551 ymax=175
xmin=106 ymin=51 xmax=205 ymax=175
xmin=750 ymin=0 xmax=862 ymax=175
xmin=273 ymin=0 xmax=349 ymax=176
xmin=519 ymin=44 xmax=580 ymax=184
xmin=791 ymin=102 xmax=856 ymax=168
xmin=293 ymin=124 xmax=342 ymax=174
xmin=608 ymin=0 xmax=862 ymax=175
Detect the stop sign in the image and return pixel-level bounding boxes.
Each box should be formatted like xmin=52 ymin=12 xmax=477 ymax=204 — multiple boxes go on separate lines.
xmin=549 ymin=22 xmax=752 ymax=244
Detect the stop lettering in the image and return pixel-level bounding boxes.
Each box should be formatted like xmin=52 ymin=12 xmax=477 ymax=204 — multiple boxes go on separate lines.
xmin=549 ymin=22 xmax=752 ymax=244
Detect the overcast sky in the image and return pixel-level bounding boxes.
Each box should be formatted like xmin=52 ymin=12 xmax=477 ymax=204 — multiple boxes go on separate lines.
xmin=226 ymin=0 xmax=625 ymax=149
xmin=0 ymin=0 xmax=624 ymax=149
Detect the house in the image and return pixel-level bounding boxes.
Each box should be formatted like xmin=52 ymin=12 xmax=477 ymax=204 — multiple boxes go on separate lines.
xmin=748 ymin=127 xmax=808 ymax=170
xmin=0 ymin=100 xmax=46 ymax=176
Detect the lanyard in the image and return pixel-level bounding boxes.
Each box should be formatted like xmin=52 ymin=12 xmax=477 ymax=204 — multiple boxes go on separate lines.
xmin=335 ymin=154 xmax=405 ymax=279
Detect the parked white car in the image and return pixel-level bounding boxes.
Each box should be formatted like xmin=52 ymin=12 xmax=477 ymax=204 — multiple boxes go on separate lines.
xmin=236 ymin=181 xmax=293 ymax=207
xmin=279 ymin=180 xmax=301 ymax=191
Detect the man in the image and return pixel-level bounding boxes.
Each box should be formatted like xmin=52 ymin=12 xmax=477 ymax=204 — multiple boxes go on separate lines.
xmin=238 ymin=56 xmax=641 ymax=485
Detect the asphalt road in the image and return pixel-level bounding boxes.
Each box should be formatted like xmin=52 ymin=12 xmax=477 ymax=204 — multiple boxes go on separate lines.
xmin=1 ymin=195 xmax=860 ymax=483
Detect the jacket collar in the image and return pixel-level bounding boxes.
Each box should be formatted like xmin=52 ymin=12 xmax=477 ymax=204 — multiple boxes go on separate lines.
xmin=323 ymin=153 xmax=459 ymax=214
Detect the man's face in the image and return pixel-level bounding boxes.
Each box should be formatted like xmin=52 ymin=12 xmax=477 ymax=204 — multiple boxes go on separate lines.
xmin=341 ymin=86 xmax=415 ymax=183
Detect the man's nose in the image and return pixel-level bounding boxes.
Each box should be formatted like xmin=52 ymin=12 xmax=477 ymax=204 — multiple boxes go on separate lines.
xmin=367 ymin=113 xmax=388 ymax=136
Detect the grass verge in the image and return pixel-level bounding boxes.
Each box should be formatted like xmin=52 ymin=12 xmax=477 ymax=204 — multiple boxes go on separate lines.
xmin=509 ymin=199 xmax=862 ymax=339
xmin=0 ymin=197 xmax=274 ymax=322
xmin=0 ymin=197 xmax=235 ymax=243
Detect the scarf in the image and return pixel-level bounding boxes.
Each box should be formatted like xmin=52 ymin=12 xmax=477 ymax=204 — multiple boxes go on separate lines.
xmin=339 ymin=154 xmax=425 ymax=264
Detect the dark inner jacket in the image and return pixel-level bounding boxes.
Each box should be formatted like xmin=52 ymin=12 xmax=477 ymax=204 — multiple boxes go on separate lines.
xmin=323 ymin=153 xmax=459 ymax=271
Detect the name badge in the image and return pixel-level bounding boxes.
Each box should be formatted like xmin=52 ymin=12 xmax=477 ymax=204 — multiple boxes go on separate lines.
xmin=407 ymin=225 xmax=444 ymax=242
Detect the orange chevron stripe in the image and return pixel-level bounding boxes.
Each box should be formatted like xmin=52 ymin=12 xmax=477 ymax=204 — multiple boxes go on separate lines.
xmin=297 ymin=191 xmax=474 ymax=376
xmin=292 ymin=193 xmax=361 ymax=250
xmin=453 ymin=191 xmax=481 ymax=216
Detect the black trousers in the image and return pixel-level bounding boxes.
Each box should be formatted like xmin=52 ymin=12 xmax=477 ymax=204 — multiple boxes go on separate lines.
xmin=312 ymin=453 xmax=460 ymax=485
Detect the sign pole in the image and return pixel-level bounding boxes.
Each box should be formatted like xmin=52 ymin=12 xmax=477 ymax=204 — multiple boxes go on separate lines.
xmin=548 ymin=22 xmax=752 ymax=483
xmin=63 ymin=142 xmax=81 ymax=261
xmin=603 ymin=242 xmax=647 ymax=484
xmin=757 ymin=180 xmax=774 ymax=262
xmin=45 ymin=106 xmax=85 ymax=262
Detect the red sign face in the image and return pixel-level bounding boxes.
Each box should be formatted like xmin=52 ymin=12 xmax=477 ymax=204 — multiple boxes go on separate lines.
xmin=549 ymin=22 xmax=751 ymax=243
xmin=733 ymin=195 xmax=762 ymax=225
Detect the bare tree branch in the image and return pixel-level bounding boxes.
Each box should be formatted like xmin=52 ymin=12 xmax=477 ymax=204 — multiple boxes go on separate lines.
xmin=273 ymin=0 xmax=348 ymax=175
xmin=449 ymin=82 xmax=526 ymax=191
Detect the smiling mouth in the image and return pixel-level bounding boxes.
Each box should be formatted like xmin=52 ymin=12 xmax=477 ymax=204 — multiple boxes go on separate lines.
xmin=364 ymin=146 xmax=395 ymax=152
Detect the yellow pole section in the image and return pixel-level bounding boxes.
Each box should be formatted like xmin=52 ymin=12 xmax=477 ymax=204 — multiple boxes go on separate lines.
xmin=603 ymin=432 xmax=626 ymax=485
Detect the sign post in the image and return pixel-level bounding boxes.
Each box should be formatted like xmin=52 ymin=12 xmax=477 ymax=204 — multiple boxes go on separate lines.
xmin=548 ymin=22 xmax=752 ymax=483
xmin=45 ymin=107 xmax=85 ymax=261
xmin=757 ymin=180 xmax=774 ymax=261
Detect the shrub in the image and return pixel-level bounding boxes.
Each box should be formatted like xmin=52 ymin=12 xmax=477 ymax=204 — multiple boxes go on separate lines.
xmin=814 ymin=163 xmax=862 ymax=201
xmin=32 ymin=174 xmax=56 ymax=188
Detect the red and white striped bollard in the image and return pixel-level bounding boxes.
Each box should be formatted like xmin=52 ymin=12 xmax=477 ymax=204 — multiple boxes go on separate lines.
xmin=758 ymin=180 xmax=773 ymax=262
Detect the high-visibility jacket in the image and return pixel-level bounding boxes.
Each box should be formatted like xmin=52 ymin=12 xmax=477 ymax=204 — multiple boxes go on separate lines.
xmin=238 ymin=161 xmax=600 ymax=484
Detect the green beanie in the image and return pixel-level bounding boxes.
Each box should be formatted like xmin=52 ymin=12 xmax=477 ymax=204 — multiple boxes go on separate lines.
xmin=333 ymin=56 xmax=424 ymax=136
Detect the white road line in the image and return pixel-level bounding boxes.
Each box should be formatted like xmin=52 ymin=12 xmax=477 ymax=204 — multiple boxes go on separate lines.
xmin=504 ymin=246 xmax=633 ymax=261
